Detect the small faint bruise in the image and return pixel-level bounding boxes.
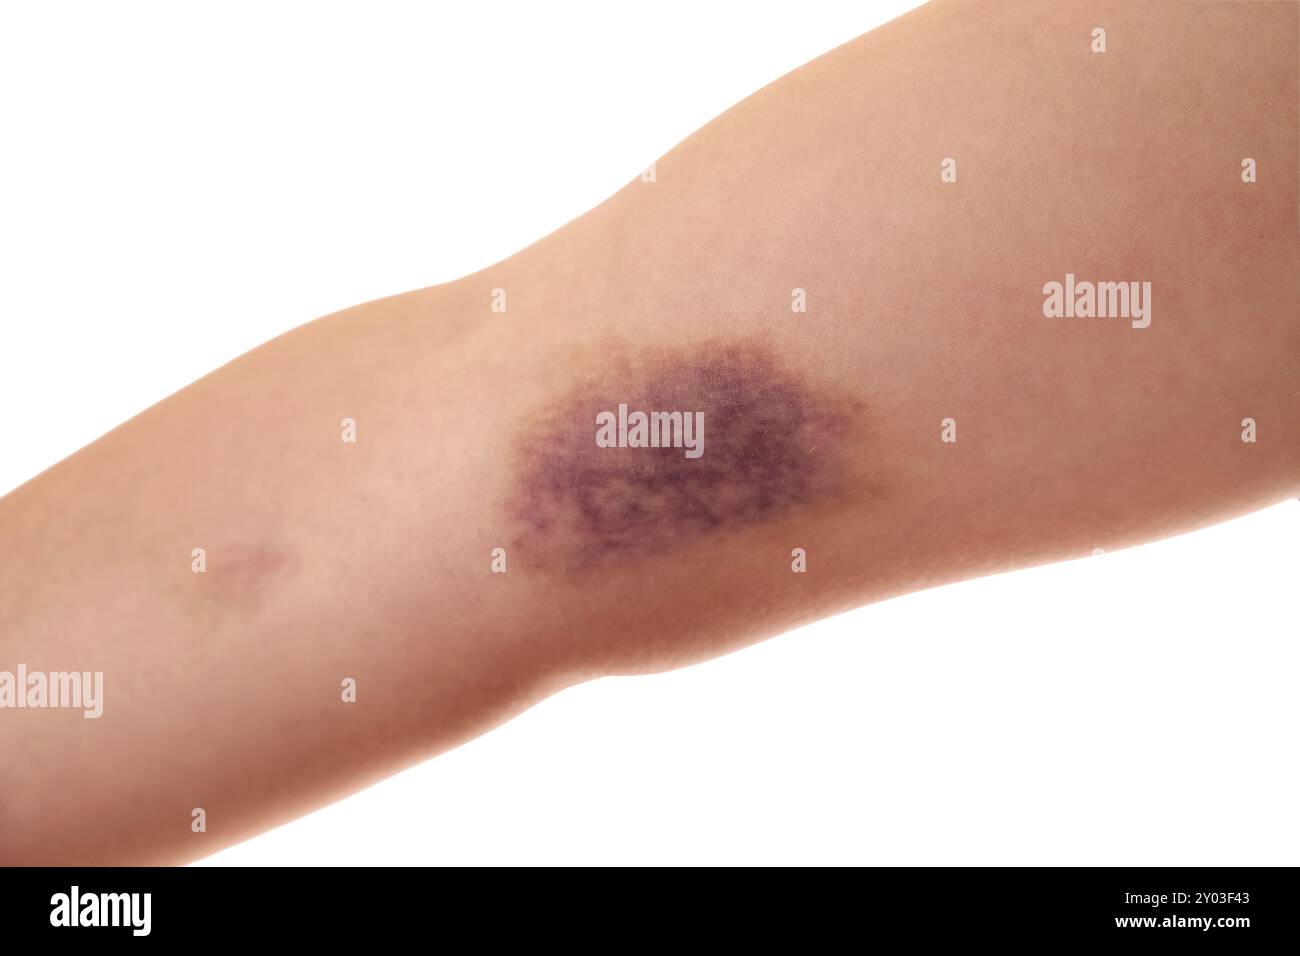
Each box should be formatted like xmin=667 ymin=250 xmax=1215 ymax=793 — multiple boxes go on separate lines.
xmin=191 ymin=538 xmax=302 ymax=613
xmin=506 ymin=338 xmax=868 ymax=573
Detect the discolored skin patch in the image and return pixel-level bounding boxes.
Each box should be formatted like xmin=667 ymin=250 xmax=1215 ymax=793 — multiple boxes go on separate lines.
xmin=506 ymin=338 xmax=872 ymax=574
xmin=189 ymin=538 xmax=303 ymax=613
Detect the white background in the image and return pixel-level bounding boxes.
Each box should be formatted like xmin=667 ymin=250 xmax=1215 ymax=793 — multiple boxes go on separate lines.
xmin=2 ymin=0 xmax=1296 ymax=865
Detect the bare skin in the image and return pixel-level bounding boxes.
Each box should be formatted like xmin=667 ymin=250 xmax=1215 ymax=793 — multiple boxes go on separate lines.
xmin=1 ymin=0 xmax=1297 ymax=864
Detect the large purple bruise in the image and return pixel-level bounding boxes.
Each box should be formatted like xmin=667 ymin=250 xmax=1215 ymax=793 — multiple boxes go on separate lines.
xmin=507 ymin=340 xmax=863 ymax=572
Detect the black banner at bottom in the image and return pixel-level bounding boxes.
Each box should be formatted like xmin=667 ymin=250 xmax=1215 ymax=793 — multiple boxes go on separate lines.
xmin=0 ymin=866 xmax=1293 ymax=945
